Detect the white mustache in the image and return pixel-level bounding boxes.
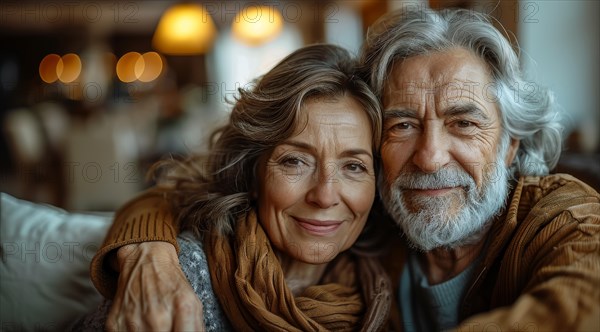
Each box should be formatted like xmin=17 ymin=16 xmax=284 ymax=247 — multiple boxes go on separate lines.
xmin=393 ymin=167 xmax=476 ymax=191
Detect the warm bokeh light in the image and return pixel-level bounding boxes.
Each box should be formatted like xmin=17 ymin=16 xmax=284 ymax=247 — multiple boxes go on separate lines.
xmin=152 ymin=4 xmax=217 ymax=55
xmin=39 ymin=54 xmax=62 ymax=83
xmin=117 ymin=52 xmax=163 ymax=83
xmin=57 ymin=53 xmax=82 ymax=83
xmin=135 ymin=52 xmax=163 ymax=82
xmin=116 ymin=52 xmax=141 ymax=83
xmin=232 ymin=5 xmax=284 ymax=46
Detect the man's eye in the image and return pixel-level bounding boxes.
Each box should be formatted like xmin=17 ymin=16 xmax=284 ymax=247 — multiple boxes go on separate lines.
xmin=457 ymin=120 xmax=474 ymax=128
xmin=393 ymin=122 xmax=413 ymax=130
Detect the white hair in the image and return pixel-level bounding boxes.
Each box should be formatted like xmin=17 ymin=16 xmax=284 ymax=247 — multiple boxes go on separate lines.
xmin=360 ymin=7 xmax=564 ymax=177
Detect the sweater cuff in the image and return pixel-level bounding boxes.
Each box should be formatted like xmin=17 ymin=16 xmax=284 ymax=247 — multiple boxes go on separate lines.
xmin=90 ymin=192 xmax=180 ymax=299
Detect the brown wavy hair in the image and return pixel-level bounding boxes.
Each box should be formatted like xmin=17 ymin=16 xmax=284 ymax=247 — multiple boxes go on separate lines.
xmin=152 ymin=44 xmax=382 ymax=236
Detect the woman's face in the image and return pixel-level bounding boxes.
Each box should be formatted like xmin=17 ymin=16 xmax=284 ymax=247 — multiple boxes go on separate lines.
xmin=257 ymin=95 xmax=376 ymax=265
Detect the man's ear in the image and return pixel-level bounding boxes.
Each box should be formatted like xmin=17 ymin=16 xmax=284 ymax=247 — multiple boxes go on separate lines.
xmin=505 ymin=138 xmax=520 ymax=167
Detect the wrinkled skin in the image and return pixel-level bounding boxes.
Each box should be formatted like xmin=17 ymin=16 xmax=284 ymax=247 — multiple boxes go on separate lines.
xmin=105 ymin=242 xmax=205 ymax=332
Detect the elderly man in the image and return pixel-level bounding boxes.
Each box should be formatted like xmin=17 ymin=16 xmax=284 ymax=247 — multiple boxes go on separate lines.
xmin=88 ymin=7 xmax=600 ymax=331
xmin=360 ymin=8 xmax=599 ymax=331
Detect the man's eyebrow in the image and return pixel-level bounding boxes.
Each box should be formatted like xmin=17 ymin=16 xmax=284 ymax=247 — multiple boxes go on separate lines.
xmin=384 ymin=108 xmax=418 ymax=120
xmin=444 ymin=104 xmax=491 ymax=122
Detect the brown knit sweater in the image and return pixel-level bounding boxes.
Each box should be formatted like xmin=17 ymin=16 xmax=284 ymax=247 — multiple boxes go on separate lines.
xmin=90 ymin=187 xmax=181 ymax=299
xmin=90 ymin=174 xmax=600 ymax=330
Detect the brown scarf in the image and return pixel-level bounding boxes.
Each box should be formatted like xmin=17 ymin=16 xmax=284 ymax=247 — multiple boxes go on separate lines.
xmin=203 ymin=210 xmax=391 ymax=331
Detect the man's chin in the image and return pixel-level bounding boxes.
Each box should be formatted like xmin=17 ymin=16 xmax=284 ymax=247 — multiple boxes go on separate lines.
xmin=401 ymin=197 xmax=464 ymax=217
xmin=398 ymin=211 xmax=494 ymax=251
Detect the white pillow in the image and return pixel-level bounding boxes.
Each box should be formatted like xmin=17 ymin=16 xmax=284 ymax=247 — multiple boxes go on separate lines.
xmin=1 ymin=193 xmax=111 ymax=331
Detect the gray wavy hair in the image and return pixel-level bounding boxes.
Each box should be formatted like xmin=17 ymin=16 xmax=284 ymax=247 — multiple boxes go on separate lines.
xmin=359 ymin=7 xmax=563 ymax=176
xmin=154 ymin=44 xmax=382 ymax=235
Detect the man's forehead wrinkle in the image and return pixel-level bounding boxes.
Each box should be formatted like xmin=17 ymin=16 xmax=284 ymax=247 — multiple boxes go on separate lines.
xmin=402 ymin=78 xmax=482 ymax=91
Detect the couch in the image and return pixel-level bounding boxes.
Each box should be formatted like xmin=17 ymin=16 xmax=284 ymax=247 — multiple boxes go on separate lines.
xmin=1 ymin=193 xmax=111 ymax=331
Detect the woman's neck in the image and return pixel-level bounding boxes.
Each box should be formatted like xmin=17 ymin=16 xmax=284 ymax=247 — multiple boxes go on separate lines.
xmin=276 ymin=250 xmax=328 ymax=296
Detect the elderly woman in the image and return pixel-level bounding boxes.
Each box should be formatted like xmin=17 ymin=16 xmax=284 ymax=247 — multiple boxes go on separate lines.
xmin=79 ymin=44 xmax=392 ymax=331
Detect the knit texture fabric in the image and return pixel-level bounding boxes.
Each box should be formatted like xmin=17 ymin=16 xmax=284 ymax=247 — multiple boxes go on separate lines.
xmin=90 ymin=188 xmax=181 ymax=299
xmin=204 ymin=209 xmax=391 ymax=331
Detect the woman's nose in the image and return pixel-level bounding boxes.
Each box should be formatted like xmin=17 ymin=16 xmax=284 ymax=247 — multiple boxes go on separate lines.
xmin=305 ymin=163 xmax=341 ymax=208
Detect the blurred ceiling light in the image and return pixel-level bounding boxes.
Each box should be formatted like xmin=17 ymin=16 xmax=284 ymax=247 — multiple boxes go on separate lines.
xmin=117 ymin=52 xmax=163 ymax=83
xmin=116 ymin=52 xmax=141 ymax=83
xmin=232 ymin=5 xmax=284 ymax=46
xmin=135 ymin=52 xmax=163 ymax=82
xmin=152 ymin=3 xmax=217 ymax=55
xmin=57 ymin=53 xmax=82 ymax=83
xmin=39 ymin=54 xmax=62 ymax=83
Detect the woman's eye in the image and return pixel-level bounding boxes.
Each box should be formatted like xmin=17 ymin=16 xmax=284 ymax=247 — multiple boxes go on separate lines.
xmin=344 ymin=162 xmax=367 ymax=173
xmin=281 ymin=157 xmax=305 ymax=167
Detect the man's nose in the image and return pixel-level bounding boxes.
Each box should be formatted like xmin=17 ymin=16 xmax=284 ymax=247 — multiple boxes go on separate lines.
xmin=411 ymin=126 xmax=451 ymax=173
xmin=305 ymin=163 xmax=341 ymax=208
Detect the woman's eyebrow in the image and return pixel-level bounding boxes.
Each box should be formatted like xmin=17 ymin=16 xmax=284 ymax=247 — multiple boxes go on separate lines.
xmin=340 ymin=149 xmax=373 ymax=160
xmin=281 ymin=141 xmax=373 ymax=159
xmin=279 ymin=140 xmax=313 ymax=151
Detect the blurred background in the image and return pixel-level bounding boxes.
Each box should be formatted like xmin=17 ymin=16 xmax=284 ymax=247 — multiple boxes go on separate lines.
xmin=1 ymin=0 xmax=598 ymax=212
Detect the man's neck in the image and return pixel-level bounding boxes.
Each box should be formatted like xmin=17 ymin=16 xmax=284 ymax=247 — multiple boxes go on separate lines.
xmin=417 ymin=238 xmax=486 ymax=285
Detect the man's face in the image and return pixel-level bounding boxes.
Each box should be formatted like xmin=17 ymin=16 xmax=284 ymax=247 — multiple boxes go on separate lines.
xmin=380 ymin=48 xmax=518 ymax=250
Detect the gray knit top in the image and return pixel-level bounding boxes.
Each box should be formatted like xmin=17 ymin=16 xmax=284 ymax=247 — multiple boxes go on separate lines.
xmin=73 ymin=232 xmax=231 ymax=331
xmin=177 ymin=231 xmax=232 ymax=331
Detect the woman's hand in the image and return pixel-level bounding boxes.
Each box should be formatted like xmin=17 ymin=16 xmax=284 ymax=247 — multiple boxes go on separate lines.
xmin=105 ymin=242 xmax=205 ymax=331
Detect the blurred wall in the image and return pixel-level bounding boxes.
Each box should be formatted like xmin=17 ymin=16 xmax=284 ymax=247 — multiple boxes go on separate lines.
xmin=519 ymin=0 xmax=600 ymax=152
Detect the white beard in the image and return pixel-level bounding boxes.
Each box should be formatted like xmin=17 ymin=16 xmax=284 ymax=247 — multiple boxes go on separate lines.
xmin=380 ymin=158 xmax=511 ymax=251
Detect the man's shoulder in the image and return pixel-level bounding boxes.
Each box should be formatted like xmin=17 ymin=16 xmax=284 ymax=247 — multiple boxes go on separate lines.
xmin=495 ymin=173 xmax=600 ymax=276
xmin=520 ymin=173 xmax=599 ymax=201
xmin=514 ymin=173 xmax=600 ymax=227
